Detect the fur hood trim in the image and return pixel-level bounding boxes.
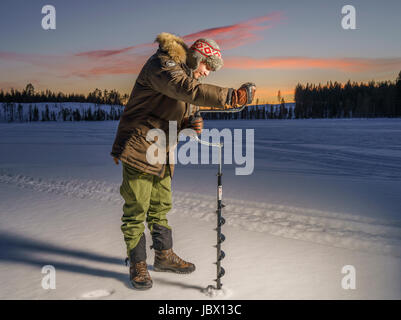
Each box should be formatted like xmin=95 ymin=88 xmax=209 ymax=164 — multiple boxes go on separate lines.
xmin=155 ymin=32 xmax=188 ymax=64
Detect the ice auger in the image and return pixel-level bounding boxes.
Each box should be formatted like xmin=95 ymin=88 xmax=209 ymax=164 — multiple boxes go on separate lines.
xmin=192 ymin=103 xmax=250 ymax=290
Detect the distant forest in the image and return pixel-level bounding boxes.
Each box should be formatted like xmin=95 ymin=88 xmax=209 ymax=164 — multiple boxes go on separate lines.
xmin=0 ymin=83 xmax=130 ymax=105
xmin=294 ymin=71 xmax=401 ymax=118
xmin=0 ymin=102 xmax=124 ymax=122
xmin=1 ymin=71 xmax=401 ymax=121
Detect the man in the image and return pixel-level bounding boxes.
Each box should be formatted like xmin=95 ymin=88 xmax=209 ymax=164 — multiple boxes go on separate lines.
xmin=111 ymin=32 xmax=255 ymax=290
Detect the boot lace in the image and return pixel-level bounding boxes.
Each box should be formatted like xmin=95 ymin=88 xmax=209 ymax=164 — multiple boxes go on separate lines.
xmin=168 ymin=250 xmax=187 ymax=265
xmin=135 ymin=261 xmax=149 ymax=276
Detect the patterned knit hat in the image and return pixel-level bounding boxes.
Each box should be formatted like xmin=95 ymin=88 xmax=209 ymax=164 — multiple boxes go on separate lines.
xmin=187 ymin=38 xmax=223 ymax=71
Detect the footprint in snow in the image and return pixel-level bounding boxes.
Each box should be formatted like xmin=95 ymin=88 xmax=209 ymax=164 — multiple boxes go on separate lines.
xmin=80 ymin=289 xmax=114 ymax=299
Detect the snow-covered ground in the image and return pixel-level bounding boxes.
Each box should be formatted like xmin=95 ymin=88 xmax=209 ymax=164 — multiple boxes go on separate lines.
xmin=0 ymin=118 xmax=400 ymax=299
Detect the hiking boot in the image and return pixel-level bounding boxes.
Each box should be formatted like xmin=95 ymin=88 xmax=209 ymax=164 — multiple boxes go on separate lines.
xmin=126 ymin=234 xmax=152 ymax=290
xmin=153 ymin=249 xmax=196 ymax=274
xmin=129 ymin=260 xmax=153 ymax=290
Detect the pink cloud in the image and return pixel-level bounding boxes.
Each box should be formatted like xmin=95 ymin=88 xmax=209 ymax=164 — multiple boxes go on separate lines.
xmin=224 ymin=56 xmax=401 ymax=72
xmin=75 ymin=43 xmax=155 ymax=59
xmin=70 ymin=55 xmax=150 ymax=78
xmin=2 ymin=12 xmax=400 ymax=82
xmin=0 ymin=13 xmax=282 ymax=79
xmin=73 ymin=13 xmax=283 ymax=77
xmin=72 ymin=12 xmax=282 ymax=61
xmin=182 ymin=12 xmax=283 ymax=49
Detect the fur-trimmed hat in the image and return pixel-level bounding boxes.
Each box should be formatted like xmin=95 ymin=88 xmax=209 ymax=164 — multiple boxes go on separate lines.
xmin=187 ymin=38 xmax=223 ymax=71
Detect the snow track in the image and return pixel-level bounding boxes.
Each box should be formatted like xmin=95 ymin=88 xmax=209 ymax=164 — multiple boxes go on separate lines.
xmin=1 ymin=171 xmax=400 ymax=257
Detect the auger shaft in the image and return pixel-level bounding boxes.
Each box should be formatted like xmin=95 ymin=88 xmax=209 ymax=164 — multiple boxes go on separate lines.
xmin=192 ymin=104 xmax=253 ymax=290
xmin=192 ymin=135 xmax=226 ymax=290
xmin=216 ymin=145 xmax=224 ymax=289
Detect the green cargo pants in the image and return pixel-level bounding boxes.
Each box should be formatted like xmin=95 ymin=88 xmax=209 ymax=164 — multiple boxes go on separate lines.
xmin=120 ymin=162 xmax=172 ymax=257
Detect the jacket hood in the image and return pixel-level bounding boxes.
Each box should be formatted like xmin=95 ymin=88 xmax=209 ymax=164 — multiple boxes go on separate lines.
xmin=155 ymin=32 xmax=188 ymax=64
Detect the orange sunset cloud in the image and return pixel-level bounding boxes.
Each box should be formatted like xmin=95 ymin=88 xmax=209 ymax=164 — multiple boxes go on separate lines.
xmin=73 ymin=12 xmax=283 ymax=61
xmin=0 ymin=13 xmax=283 ymax=79
xmin=224 ymin=56 xmax=401 ymax=72
xmin=1 ymin=12 xmax=400 ymax=96
xmin=253 ymin=87 xmax=295 ymax=103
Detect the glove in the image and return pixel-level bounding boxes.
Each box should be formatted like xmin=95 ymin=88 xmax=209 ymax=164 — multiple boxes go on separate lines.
xmin=183 ymin=111 xmax=203 ymax=135
xmin=227 ymin=82 xmax=256 ymax=107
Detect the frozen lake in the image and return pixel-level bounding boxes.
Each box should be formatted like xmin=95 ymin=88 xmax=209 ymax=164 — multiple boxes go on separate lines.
xmin=2 ymin=118 xmax=400 ymax=220
xmin=0 ymin=118 xmax=400 ymax=299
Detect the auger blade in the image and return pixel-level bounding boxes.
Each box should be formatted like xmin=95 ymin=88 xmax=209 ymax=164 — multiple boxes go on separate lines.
xmin=218 ymin=217 xmax=226 ymax=226
xmin=218 ymin=233 xmax=225 ymax=243
xmin=218 ymin=267 xmax=225 ymax=278
xmin=218 ymin=250 xmax=225 ymax=261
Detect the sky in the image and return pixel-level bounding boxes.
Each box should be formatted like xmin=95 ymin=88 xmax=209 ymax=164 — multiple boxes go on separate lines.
xmin=0 ymin=0 xmax=401 ymax=102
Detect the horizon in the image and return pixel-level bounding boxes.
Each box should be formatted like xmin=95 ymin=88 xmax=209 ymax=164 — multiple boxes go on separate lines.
xmin=1 ymin=74 xmax=400 ymax=106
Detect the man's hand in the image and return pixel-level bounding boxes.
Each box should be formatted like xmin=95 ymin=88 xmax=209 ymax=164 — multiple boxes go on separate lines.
xmin=183 ymin=111 xmax=203 ymax=135
xmin=113 ymin=157 xmax=120 ymax=165
xmin=188 ymin=111 xmax=203 ymax=135
xmin=227 ymin=82 xmax=256 ymax=108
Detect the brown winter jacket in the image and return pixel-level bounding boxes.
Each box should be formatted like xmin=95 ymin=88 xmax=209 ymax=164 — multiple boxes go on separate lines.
xmin=111 ymin=33 xmax=231 ymax=177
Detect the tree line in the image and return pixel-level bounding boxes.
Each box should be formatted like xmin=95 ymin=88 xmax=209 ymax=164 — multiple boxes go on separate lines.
xmin=202 ymin=103 xmax=294 ymax=120
xmin=202 ymin=90 xmax=294 ymax=120
xmin=1 ymin=103 xmax=123 ymax=122
xmin=0 ymin=83 xmax=130 ymax=105
xmin=294 ymin=71 xmax=401 ymax=119
xmin=2 ymin=72 xmax=401 ymax=121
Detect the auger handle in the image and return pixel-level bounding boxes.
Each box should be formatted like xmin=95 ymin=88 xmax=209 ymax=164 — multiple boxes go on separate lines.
xmin=198 ymin=104 xmax=249 ymax=113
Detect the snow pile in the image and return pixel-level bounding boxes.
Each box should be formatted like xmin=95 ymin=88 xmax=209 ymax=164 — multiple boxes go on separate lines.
xmin=201 ymin=285 xmax=233 ymax=298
